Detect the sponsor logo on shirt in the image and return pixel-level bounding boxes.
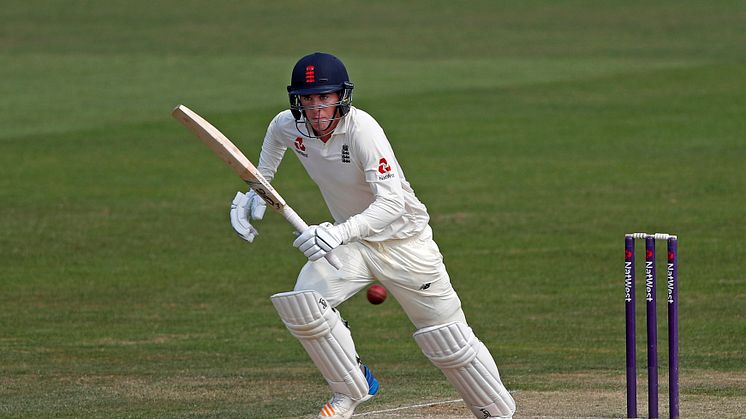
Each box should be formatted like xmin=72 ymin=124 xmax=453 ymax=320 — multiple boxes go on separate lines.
xmin=341 ymin=144 xmax=350 ymax=163
xmin=293 ymin=137 xmax=308 ymax=157
xmin=377 ymin=157 xmax=395 ymax=180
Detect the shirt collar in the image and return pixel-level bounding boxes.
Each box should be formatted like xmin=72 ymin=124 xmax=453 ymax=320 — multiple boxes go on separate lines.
xmin=330 ymin=106 xmax=353 ymax=136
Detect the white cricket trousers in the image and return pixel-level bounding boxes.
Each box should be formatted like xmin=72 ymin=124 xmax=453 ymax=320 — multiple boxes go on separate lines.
xmin=294 ymin=225 xmax=467 ymax=329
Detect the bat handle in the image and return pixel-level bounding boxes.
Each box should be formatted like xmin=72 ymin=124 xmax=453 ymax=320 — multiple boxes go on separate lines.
xmin=280 ymin=206 xmax=343 ymax=270
xmin=324 ymin=253 xmax=344 ymax=270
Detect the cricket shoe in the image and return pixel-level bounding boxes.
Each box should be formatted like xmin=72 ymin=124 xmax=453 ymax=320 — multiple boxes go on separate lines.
xmin=317 ymin=365 xmax=379 ymax=419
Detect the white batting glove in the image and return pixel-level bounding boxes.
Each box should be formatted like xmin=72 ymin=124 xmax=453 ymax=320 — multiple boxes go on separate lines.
xmin=293 ymin=222 xmax=343 ymax=262
xmin=229 ymin=190 xmax=266 ymax=242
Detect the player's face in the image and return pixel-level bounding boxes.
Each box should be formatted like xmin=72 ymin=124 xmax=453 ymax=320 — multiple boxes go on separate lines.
xmin=300 ymin=92 xmax=340 ymax=135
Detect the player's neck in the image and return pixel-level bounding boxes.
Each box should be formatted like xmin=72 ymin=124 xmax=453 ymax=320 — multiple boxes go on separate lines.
xmin=312 ymin=119 xmax=339 ymax=143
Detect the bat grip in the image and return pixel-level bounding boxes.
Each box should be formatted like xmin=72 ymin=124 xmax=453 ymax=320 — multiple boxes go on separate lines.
xmin=325 ymin=253 xmax=344 ymax=271
xmin=280 ymin=206 xmax=343 ymax=270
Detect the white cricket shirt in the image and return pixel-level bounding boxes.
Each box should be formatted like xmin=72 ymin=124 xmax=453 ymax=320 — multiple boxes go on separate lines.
xmin=256 ymin=107 xmax=429 ymax=242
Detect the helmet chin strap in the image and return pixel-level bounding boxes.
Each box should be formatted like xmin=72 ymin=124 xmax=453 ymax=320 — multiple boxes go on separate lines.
xmin=294 ymin=105 xmax=343 ymax=139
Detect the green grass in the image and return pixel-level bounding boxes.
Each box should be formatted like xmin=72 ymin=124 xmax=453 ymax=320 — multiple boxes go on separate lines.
xmin=1 ymin=1 xmax=745 ymax=417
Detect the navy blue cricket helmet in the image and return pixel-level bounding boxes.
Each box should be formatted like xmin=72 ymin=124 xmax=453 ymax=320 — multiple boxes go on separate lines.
xmin=287 ymin=52 xmax=354 ymax=121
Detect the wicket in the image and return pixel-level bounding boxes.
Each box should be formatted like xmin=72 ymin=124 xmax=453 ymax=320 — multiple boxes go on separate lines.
xmin=624 ymin=233 xmax=679 ymax=419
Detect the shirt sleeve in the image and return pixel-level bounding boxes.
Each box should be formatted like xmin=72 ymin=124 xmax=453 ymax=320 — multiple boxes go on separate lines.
xmin=256 ymin=114 xmax=287 ymax=183
xmin=336 ymin=122 xmax=406 ymax=243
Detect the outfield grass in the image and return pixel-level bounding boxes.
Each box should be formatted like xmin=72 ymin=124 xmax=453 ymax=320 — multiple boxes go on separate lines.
xmin=2 ymin=1 xmax=745 ymax=417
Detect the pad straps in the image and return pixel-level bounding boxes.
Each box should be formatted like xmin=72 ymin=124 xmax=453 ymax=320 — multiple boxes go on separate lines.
xmin=272 ymin=290 xmax=369 ymax=400
xmin=414 ymin=322 xmax=515 ymax=418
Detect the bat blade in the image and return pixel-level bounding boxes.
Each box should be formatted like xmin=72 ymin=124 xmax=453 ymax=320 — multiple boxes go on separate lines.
xmin=171 ymin=104 xmax=343 ymax=270
xmin=171 ymin=105 xmax=252 ymax=180
xmin=171 ymin=104 xmax=286 ymax=209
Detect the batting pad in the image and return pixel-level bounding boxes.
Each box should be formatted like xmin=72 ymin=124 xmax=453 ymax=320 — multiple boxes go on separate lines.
xmin=271 ymin=290 xmax=369 ymax=400
xmin=414 ymin=322 xmax=516 ymax=418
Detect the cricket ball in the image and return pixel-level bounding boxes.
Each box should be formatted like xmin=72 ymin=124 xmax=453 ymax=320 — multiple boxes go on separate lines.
xmin=366 ymin=284 xmax=387 ymax=305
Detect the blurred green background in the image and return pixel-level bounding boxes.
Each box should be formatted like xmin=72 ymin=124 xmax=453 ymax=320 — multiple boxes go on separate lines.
xmin=1 ymin=1 xmax=744 ymax=417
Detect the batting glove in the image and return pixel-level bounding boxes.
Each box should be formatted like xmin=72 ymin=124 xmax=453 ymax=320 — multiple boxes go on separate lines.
xmin=230 ymin=190 xmax=266 ymax=242
xmin=293 ymin=222 xmax=343 ymax=262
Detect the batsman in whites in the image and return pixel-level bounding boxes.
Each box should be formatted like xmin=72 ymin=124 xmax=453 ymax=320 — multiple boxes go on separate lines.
xmin=230 ymin=52 xmax=516 ymax=418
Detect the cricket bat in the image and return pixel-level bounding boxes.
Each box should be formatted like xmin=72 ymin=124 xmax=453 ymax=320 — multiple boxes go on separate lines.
xmin=172 ymin=104 xmax=342 ymax=270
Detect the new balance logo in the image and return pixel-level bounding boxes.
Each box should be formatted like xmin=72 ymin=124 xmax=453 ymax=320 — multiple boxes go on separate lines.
xmin=341 ymin=144 xmax=350 ymax=163
xmin=419 ymin=283 xmax=431 ymax=290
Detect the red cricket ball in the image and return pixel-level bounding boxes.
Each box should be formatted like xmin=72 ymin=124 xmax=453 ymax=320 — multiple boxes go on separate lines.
xmin=366 ymin=284 xmax=387 ymax=305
